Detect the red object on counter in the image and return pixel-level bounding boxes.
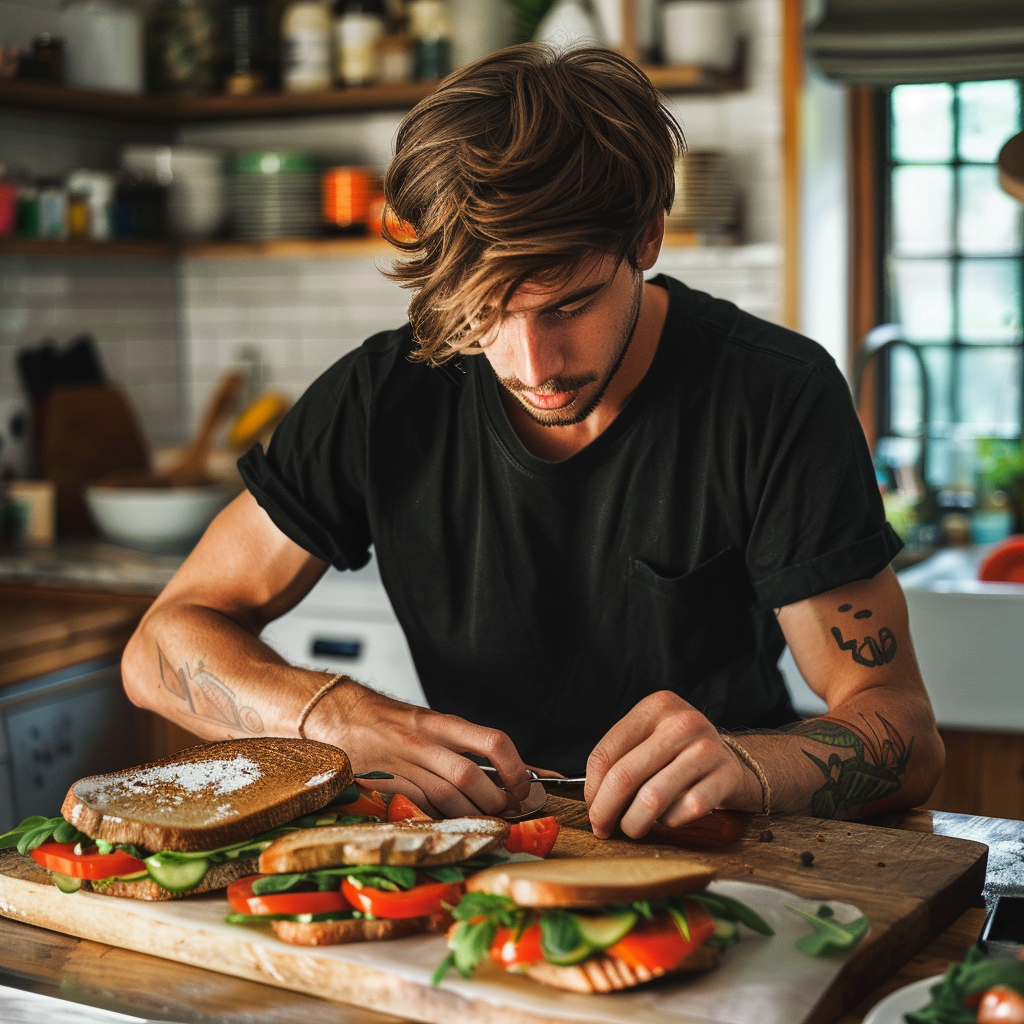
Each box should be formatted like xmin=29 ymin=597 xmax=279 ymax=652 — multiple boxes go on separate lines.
xmin=322 ymin=167 xmax=373 ymax=232
xmin=979 ymin=536 xmax=1024 ymax=584
xmin=505 ymin=816 xmax=559 ymax=857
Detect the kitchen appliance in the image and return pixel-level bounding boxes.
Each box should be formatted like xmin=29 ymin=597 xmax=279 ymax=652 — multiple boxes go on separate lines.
xmin=0 ymin=657 xmax=138 ymax=832
xmin=261 ymin=554 xmax=427 ymax=708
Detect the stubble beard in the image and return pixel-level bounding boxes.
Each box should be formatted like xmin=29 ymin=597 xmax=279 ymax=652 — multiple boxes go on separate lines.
xmin=499 ymin=273 xmax=645 ymax=428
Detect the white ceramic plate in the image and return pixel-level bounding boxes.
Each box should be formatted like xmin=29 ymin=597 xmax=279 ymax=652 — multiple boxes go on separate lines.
xmin=863 ymin=974 xmax=944 ymax=1024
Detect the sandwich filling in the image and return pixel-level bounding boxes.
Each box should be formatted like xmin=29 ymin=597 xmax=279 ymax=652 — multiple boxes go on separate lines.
xmin=226 ymin=854 xmax=511 ymax=925
xmin=434 ymin=889 xmax=772 ymax=984
xmin=0 ymin=786 xmax=384 ymax=896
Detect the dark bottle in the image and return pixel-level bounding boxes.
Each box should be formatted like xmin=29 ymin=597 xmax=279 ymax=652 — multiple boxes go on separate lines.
xmin=146 ymin=0 xmax=224 ymax=94
xmin=226 ymin=0 xmax=272 ymax=94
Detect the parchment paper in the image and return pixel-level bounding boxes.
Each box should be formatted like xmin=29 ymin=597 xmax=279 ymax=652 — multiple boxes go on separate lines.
xmin=115 ymin=878 xmax=866 ymax=1024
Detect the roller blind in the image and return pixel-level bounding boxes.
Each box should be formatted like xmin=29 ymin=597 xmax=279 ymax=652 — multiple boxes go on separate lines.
xmin=806 ymin=0 xmax=1024 ymax=85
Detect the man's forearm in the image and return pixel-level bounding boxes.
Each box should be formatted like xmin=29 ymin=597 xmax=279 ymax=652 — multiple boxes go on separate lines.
xmin=722 ymin=687 xmax=944 ymax=819
xmin=122 ymin=601 xmax=332 ymax=741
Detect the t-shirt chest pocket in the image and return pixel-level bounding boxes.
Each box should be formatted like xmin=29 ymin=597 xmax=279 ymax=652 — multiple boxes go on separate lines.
xmin=626 ymin=546 xmax=757 ymax=686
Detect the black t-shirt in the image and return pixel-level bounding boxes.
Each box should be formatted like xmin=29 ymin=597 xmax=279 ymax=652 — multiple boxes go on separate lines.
xmin=239 ymin=275 xmax=901 ymax=774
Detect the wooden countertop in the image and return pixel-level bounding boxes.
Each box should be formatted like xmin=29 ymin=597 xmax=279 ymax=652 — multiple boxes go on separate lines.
xmin=0 ymin=585 xmax=151 ymax=688
xmin=0 ymin=806 xmax=1013 ymax=1024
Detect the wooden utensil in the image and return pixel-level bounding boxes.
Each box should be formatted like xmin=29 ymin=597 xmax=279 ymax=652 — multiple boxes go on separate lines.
xmin=158 ymin=370 xmax=244 ymax=486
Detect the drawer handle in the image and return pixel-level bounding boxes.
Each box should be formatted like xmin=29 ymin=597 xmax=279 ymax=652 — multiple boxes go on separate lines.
xmin=311 ymin=638 xmax=363 ymax=660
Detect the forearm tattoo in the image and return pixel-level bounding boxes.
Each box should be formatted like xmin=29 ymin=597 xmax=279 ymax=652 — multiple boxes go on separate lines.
xmin=831 ymin=603 xmax=897 ymax=667
xmin=157 ymin=644 xmax=264 ymax=734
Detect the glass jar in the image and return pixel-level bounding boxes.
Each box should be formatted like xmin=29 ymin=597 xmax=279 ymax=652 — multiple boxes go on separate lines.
xmin=146 ymin=0 xmax=223 ymax=95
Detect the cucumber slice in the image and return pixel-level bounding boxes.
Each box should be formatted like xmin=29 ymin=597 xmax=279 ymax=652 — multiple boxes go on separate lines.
xmin=51 ymin=872 xmax=82 ymax=894
xmin=145 ymin=855 xmax=210 ymax=893
xmin=540 ymin=910 xmax=592 ymax=966
xmin=542 ymin=937 xmax=593 ymax=965
xmin=573 ymin=910 xmax=638 ymax=950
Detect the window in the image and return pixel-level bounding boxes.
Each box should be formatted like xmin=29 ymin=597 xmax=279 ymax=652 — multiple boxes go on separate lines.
xmin=882 ymin=80 xmax=1023 ymax=488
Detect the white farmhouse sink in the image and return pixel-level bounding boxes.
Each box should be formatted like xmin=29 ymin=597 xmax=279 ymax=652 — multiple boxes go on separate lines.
xmin=781 ymin=546 xmax=1024 ymax=731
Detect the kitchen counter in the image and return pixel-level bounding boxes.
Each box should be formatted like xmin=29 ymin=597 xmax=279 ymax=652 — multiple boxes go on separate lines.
xmin=0 ymin=541 xmax=184 ymax=596
xmin=0 ymin=804 xmax=1013 ymax=1024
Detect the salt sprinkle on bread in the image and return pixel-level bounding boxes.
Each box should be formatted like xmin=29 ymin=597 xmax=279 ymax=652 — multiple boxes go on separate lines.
xmin=61 ymin=738 xmax=353 ymax=853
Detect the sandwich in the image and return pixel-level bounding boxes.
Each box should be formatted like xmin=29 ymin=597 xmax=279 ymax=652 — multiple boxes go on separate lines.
xmin=0 ymin=738 xmax=367 ymax=900
xmin=433 ymin=857 xmax=774 ymax=993
xmin=227 ymin=816 xmax=512 ymax=945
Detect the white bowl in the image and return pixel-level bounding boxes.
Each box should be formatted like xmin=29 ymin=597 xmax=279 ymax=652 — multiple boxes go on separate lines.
xmin=84 ymin=484 xmax=234 ymax=553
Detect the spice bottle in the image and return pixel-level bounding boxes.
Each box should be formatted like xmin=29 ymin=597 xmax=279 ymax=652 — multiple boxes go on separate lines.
xmin=332 ymin=0 xmax=385 ymax=86
xmin=281 ymin=0 xmax=332 ymax=91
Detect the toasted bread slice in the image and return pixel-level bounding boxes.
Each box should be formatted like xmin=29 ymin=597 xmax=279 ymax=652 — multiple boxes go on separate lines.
xmin=467 ymin=857 xmax=715 ymax=908
xmin=82 ymin=856 xmax=259 ymax=901
xmin=271 ymin=909 xmax=451 ymax=946
xmin=522 ymin=943 xmax=723 ymax=993
xmin=259 ymin=816 xmax=510 ymax=873
xmin=62 ymin=738 xmax=352 ymax=853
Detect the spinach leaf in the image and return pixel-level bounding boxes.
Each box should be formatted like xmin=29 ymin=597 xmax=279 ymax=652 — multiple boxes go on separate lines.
xmin=433 ymin=892 xmax=522 ymax=985
xmin=786 ymin=904 xmax=870 ymax=955
xmin=690 ymin=892 xmax=775 ymax=936
xmin=1 ymin=816 xmax=89 ymax=854
xmin=354 ymin=772 xmax=395 ymax=780
xmin=423 ymin=865 xmax=465 ymax=884
xmin=539 ymin=910 xmax=583 ymax=958
xmin=251 ymin=873 xmax=307 ymax=895
xmin=450 ymin=892 xmax=517 ymax=922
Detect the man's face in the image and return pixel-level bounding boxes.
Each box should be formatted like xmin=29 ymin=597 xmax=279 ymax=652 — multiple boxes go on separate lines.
xmin=477 ymin=254 xmax=644 ymax=428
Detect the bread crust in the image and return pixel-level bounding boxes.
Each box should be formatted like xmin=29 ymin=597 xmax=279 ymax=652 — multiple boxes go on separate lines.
xmin=521 ymin=943 xmax=723 ymax=993
xmin=82 ymin=856 xmax=259 ymax=901
xmin=271 ymin=910 xmax=451 ymax=946
xmin=61 ymin=738 xmax=353 ymax=853
xmin=467 ymin=856 xmax=715 ymax=908
xmin=260 ymin=817 xmax=510 ymax=873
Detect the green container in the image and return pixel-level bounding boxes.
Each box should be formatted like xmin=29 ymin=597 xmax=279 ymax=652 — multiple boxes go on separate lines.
xmin=233 ymin=151 xmax=321 ymax=175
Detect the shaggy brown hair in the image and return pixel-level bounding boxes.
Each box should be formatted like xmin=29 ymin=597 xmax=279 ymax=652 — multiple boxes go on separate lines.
xmin=382 ymin=43 xmax=685 ymax=365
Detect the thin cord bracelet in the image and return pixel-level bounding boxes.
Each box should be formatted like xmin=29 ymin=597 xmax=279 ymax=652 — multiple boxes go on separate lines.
xmin=721 ymin=734 xmax=772 ymax=816
xmin=297 ymin=672 xmax=347 ymax=739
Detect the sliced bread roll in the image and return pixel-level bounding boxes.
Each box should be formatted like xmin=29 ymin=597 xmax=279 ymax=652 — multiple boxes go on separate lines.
xmin=523 ymin=943 xmax=723 ymax=993
xmin=61 ymin=738 xmax=353 ymax=853
xmin=466 ymin=856 xmax=715 ymax=909
xmin=259 ymin=816 xmax=510 ymax=873
xmin=272 ymin=910 xmax=452 ymax=946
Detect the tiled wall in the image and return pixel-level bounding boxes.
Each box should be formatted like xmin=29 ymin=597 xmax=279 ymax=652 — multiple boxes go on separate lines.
xmin=0 ymin=257 xmax=182 ymax=471
xmin=180 ymin=245 xmax=782 ymax=431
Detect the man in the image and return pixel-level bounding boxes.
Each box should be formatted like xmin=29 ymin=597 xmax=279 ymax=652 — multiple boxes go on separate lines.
xmin=123 ymin=45 xmax=943 ymax=838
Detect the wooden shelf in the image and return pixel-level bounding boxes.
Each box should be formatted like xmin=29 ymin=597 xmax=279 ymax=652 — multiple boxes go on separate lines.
xmin=0 ymin=57 xmax=742 ymax=125
xmin=0 ymin=237 xmax=179 ymax=258
xmin=0 ymin=78 xmax=436 ymax=123
xmin=0 ymin=230 xmax=732 ymax=261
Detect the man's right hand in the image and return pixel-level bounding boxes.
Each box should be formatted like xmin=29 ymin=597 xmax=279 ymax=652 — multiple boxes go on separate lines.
xmin=304 ymin=678 xmax=532 ymax=818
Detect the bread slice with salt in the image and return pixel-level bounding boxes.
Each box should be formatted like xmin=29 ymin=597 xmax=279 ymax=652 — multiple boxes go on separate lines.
xmin=61 ymin=738 xmax=353 ymax=853
xmin=466 ymin=856 xmax=715 ymax=908
xmin=272 ymin=910 xmax=452 ymax=946
xmin=259 ymin=816 xmax=510 ymax=873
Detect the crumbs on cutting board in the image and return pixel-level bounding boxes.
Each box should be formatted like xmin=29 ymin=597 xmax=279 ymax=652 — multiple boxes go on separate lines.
xmin=800 ymin=851 xmax=815 ymax=867
xmin=758 ymin=829 xmax=774 ymax=843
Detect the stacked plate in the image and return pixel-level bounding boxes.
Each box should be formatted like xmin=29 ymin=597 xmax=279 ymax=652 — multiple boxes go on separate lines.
xmin=230 ymin=151 xmax=322 ymax=240
xmin=667 ymin=150 xmax=737 ymax=233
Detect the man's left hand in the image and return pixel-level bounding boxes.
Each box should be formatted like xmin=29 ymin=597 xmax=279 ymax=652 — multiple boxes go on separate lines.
xmin=584 ymin=691 xmax=756 ymax=839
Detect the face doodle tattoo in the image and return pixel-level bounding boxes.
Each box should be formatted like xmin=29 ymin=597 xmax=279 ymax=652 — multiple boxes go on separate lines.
xmin=830 ymin=604 xmax=897 ymax=668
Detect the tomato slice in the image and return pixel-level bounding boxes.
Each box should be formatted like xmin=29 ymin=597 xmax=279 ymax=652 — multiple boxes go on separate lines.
xmin=341 ymin=877 xmax=462 ymax=919
xmin=386 ymin=794 xmax=433 ymax=822
xmin=328 ymin=783 xmax=388 ymax=818
xmin=227 ymin=875 xmax=351 ymax=916
xmin=978 ymin=986 xmax=1024 ymax=1024
xmin=607 ymin=901 xmax=716 ymax=972
xmin=491 ymin=923 xmax=544 ymax=967
xmin=505 ymin=817 xmax=559 ymax=857
xmin=30 ymin=841 xmax=146 ymax=881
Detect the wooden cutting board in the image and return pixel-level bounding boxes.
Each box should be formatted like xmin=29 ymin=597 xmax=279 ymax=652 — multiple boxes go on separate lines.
xmin=0 ymin=799 xmax=986 ymax=1024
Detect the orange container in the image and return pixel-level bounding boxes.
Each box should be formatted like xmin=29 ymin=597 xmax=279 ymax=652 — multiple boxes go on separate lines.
xmin=321 ymin=167 xmax=373 ymax=232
